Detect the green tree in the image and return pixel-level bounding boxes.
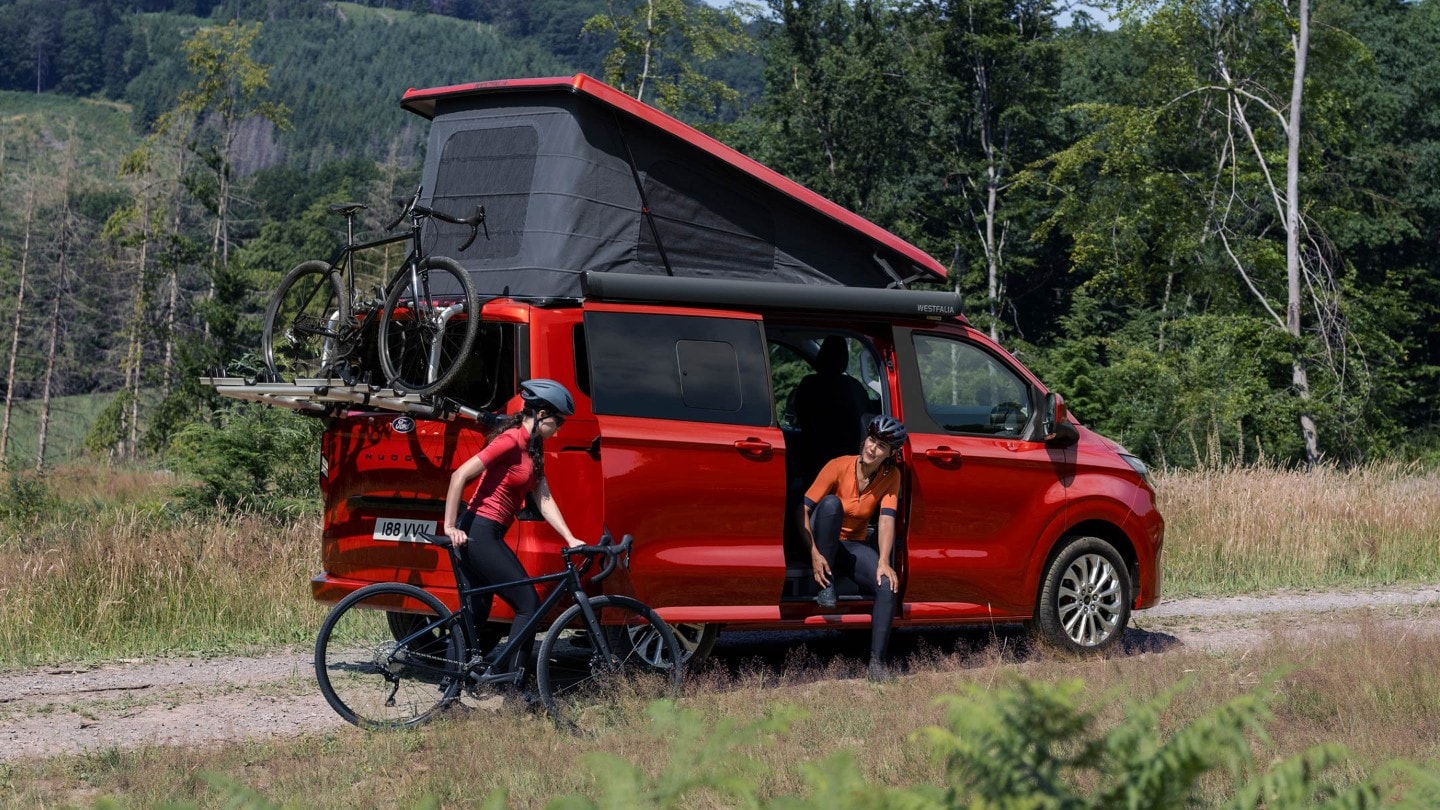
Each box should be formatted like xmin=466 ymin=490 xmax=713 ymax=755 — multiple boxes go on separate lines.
xmin=910 ymin=0 xmax=1063 ymax=342
xmin=1035 ymin=0 xmax=1378 ymax=465
xmin=582 ymin=0 xmax=758 ymax=116
xmin=742 ymin=0 xmax=927 ymax=225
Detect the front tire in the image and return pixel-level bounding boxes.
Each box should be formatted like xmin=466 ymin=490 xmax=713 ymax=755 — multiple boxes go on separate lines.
xmin=1033 ymin=536 xmax=1131 ymax=653
xmin=377 ymin=256 xmax=478 ymax=396
xmin=316 ymin=583 xmax=464 ymax=729
xmin=537 ymin=596 xmax=683 ymax=731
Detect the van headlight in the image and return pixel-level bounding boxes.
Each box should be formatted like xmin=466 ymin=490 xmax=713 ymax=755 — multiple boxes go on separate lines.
xmin=1120 ymin=453 xmax=1151 ymax=486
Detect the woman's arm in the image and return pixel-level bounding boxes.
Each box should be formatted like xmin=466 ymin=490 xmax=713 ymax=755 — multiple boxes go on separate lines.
xmin=536 ymin=480 xmax=584 ymax=548
xmin=802 ymin=502 xmax=831 ymax=587
xmin=443 ymin=454 xmax=486 ymax=545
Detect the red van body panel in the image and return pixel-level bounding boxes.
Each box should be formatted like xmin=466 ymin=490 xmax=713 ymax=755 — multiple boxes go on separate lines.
xmin=310 ymin=300 xmax=1164 ymax=636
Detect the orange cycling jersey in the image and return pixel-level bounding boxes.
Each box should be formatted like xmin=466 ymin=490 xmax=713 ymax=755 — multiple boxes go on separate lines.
xmin=803 ymin=455 xmax=900 ymax=540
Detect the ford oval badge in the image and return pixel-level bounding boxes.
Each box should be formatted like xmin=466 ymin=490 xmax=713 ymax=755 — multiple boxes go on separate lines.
xmin=391 ymin=416 xmax=416 ymax=434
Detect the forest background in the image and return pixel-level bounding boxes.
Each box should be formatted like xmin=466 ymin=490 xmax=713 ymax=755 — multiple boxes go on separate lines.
xmin=1 ymin=0 xmax=1438 ymax=488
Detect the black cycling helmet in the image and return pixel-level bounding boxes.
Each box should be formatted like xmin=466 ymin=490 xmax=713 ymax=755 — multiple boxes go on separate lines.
xmin=866 ymin=414 xmax=908 ymax=449
xmin=519 ymin=378 xmax=575 ymax=416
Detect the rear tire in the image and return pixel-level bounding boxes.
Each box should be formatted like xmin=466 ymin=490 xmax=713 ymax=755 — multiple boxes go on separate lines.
xmin=316 ymin=583 xmax=464 ymax=729
xmin=1033 ymin=536 xmax=1131 ymax=653
xmin=536 ymin=596 xmax=683 ymax=732
xmin=263 ymin=260 xmax=349 ymax=382
xmin=377 ymin=256 xmax=478 ymax=396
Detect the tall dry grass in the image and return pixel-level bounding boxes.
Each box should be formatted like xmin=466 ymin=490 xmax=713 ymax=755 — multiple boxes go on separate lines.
xmin=5 ymin=461 xmax=1440 ymax=668
xmin=0 ymin=466 xmax=324 ymax=667
xmin=1155 ymin=462 xmax=1440 ymax=595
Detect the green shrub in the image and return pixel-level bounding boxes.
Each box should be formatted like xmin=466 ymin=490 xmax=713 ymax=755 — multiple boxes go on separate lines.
xmin=166 ymin=402 xmax=321 ymax=514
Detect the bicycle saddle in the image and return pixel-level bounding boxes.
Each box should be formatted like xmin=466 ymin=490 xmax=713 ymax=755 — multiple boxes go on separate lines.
xmin=328 ymin=202 xmax=367 ymax=215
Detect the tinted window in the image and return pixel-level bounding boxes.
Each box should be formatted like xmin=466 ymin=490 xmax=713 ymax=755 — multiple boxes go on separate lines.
xmin=912 ymin=334 xmax=1031 ymax=437
xmin=586 ymin=312 xmax=772 ymax=426
xmin=445 ymin=322 xmax=518 ymax=411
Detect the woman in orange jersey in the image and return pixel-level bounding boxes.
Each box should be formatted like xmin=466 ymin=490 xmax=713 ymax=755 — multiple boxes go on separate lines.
xmin=801 ymin=414 xmax=907 ymax=681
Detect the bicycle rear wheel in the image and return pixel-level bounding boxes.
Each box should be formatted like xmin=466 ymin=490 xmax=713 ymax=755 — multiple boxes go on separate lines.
xmin=377 ymin=256 xmax=478 ymax=396
xmin=315 ymin=583 xmax=465 ymax=729
xmin=263 ymin=260 xmax=349 ymax=382
xmin=536 ymin=596 xmax=683 ymax=732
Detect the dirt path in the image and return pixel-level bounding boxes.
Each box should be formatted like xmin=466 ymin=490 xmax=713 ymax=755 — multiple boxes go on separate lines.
xmin=4 ymin=586 xmax=1438 ymax=762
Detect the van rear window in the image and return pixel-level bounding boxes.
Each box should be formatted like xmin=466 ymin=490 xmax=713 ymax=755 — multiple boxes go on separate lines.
xmin=584 ymin=312 xmax=771 ymax=426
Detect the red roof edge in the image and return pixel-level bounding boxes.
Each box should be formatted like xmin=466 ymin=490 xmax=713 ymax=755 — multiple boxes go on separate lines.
xmin=399 ymin=74 xmax=948 ymax=283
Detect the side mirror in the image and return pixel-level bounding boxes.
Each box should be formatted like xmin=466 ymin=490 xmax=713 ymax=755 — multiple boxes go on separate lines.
xmin=1040 ymin=392 xmax=1073 ymax=443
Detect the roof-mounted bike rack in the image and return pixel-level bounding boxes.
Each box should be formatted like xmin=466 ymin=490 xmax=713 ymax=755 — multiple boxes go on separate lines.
xmin=201 ymin=376 xmax=491 ymax=423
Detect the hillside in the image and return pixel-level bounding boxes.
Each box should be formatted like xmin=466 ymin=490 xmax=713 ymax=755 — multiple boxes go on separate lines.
xmin=0 ymin=92 xmax=138 ymax=182
xmin=122 ymin=3 xmax=579 ymax=172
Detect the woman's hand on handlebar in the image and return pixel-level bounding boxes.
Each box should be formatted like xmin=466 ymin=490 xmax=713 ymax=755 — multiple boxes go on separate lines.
xmin=562 ymin=534 xmax=585 ymax=549
xmin=445 ymin=526 xmax=468 ymax=547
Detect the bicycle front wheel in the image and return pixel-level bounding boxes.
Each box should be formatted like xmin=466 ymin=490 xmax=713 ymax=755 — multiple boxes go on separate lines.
xmin=377 ymin=256 xmax=478 ymax=396
xmin=315 ymin=583 xmax=465 ymax=729
xmin=536 ymin=596 xmax=684 ymax=732
xmin=263 ymin=260 xmax=349 ymax=382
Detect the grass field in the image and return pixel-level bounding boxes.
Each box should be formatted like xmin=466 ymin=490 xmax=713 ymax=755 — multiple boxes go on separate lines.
xmin=3 ymin=617 xmax=1439 ymax=807
xmin=2 ymin=461 xmax=1439 ymax=668
xmin=2 ymin=462 xmax=1439 ymax=805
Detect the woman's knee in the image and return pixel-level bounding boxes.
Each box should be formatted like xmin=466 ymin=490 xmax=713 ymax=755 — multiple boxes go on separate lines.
xmin=813 ymin=495 xmax=843 ymax=520
xmin=810 ymin=495 xmax=844 ymax=539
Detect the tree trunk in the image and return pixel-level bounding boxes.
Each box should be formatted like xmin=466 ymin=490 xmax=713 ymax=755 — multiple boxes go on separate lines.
xmin=1 ymin=186 xmax=36 ymax=461
xmin=637 ymin=0 xmax=655 ymax=102
xmin=123 ymin=204 xmax=151 ymax=459
xmin=1287 ymin=0 xmax=1319 ymax=468
xmin=36 ymin=230 xmax=67 ymax=472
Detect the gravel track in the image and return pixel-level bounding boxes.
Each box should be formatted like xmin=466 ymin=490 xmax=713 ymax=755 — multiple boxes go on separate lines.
xmin=4 ymin=586 xmax=1438 ymax=762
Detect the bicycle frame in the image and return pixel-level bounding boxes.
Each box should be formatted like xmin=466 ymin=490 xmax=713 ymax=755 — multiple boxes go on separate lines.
xmin=387 ymin=548 xmax=612 ymax=687
xmin=319 ymin=211 xmax=455 ymax=383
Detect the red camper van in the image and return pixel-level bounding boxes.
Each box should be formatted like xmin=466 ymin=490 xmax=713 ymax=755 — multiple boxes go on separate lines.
xmin=213 ymin=75 xmax=1162 ymax=659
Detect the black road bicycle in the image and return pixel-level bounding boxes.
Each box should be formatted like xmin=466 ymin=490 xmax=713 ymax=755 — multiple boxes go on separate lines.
xmin=262 ymin=187 xmax=485 ymax=396
xmin=313 ymin=532 xmax=684 ymax=732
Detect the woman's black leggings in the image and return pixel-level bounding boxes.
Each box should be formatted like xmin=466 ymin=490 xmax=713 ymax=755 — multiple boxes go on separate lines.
xmin=455 ymin=511 xmax=541 ymax=675
xmin=810 ymin=495 xmax=897 ymax=662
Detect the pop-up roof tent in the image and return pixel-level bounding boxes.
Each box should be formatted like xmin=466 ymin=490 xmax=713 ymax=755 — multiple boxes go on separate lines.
xmin=399 ymin=74 xmax=947 ymax=300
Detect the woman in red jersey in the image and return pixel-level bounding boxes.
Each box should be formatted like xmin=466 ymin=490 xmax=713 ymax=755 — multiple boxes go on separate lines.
xmin=442 ymin=379 xmax=583 ymax=682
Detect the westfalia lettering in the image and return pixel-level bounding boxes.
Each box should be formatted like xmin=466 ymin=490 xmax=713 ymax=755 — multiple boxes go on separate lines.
xmin=915 ymin=304 xmax=950 ymax=314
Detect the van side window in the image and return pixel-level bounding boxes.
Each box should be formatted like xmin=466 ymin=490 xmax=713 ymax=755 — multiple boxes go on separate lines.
xmin=911 ymin=334 xmax=1031 ymax=437
xmin=585 ymin=311 xmax=772 ymax=426
xmin=447 ymin=322 xmax=518 ymax=411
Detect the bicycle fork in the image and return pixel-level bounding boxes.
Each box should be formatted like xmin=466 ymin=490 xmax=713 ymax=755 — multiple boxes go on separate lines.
xmin=404 ymin=261 xmax=466 ymax=386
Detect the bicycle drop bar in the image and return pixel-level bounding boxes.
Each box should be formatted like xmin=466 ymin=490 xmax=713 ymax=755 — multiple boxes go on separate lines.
xmin=415 ymin=531 xmax=632 ymax=583
xmin=384 ymin=185 xmax=487 ymax=251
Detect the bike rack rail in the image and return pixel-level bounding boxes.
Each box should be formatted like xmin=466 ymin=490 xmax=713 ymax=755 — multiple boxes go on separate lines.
xmin=201 ymin=376 xmax=488 ymax=422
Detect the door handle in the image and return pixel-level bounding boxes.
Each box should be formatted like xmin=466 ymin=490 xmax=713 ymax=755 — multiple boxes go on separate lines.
xmin=924 ymin=446 xmax=962 ymax=464
xmin=733 ymin=438 xmax=773 ymax=455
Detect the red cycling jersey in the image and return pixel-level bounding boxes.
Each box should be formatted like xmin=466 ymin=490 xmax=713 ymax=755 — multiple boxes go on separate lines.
xmin=465 ymin=425 xmax=537 ymax=526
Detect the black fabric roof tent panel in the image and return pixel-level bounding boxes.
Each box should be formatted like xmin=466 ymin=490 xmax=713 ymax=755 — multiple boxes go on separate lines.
xmin=404 ymin=75 xmax=948 ymax=301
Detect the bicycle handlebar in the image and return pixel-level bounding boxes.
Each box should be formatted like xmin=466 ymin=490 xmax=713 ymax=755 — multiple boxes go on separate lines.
xmin=417 ymin=531 xmax=632 ymax=585
xmin=385 ymin=185 xmax=488 ymax=252
xmin=563 ymin=531 xmax=633 ymax=584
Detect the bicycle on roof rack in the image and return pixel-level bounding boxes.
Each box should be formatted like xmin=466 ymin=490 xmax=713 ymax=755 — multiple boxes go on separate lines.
xmin=313 ymin=530 xmax=684 ymax=733
xmin=262 ymin=186 xmax=485 ymax=397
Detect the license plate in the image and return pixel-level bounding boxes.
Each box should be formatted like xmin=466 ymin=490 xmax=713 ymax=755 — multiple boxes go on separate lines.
xmin=372 ymin=518 xmax=437 ymax=542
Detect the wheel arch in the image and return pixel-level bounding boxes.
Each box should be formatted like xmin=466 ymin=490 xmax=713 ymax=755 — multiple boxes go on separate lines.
xmin=1029 ymin=518 xmax=1138 ymax=618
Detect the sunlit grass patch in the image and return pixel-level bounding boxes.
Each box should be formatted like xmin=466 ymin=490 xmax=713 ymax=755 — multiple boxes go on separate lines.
xmin=1155 ymin=462 xmax=1440 ymax=595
